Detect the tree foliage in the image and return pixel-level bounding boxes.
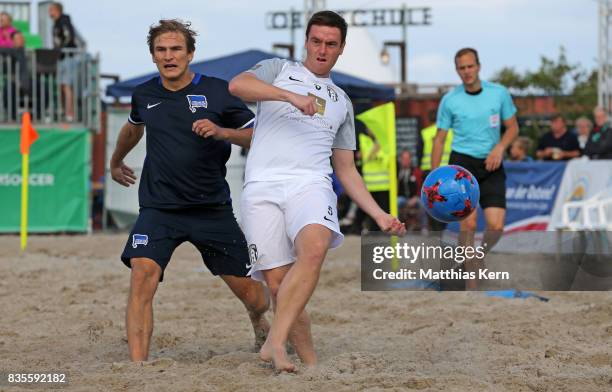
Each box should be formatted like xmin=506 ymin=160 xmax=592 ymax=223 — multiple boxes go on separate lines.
xmin=491 ymin=46 xmax=597 ymax=120
xmin=526 ymin=47 xmax=577 ymax=95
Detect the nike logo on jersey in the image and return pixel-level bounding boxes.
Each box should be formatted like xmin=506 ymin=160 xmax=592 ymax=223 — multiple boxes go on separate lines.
xmin=147 ymin=102 xmax=162 ymax=109
xmin=288 ymin=75 xmax=303 ymax=82
xmin=323 ymin=215 xmax=334 ymax=223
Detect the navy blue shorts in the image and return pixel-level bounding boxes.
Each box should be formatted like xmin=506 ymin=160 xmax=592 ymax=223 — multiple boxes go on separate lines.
xmin=449 ymin=151 xmax=506 ymax=209
xmin=121 ymin=205 xmax=250 ymax=281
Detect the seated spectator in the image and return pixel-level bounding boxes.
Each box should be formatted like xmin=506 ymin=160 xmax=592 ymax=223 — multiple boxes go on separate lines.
xmin=509 ymin=136 xmax=533 ymax=162
xmin=398 ymin=150 xmax=420 ymax=205
xmin=11 ymin=29 xmax=24 ymax=48
xmin=0 ymin=12 xmax=17 ymax=48
xmin=575 ymin=116 xmax=592 ymax=151
xmin=584 ymin=106 xmax=612 ymax=159
xmin=397 ymin=150 xmax=422 ymax=231
xmin=535 ymin=114 xmax=580 ymax=160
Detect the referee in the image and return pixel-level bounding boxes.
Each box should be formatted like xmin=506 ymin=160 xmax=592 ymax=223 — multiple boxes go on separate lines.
xmin=432 ymin=48 xmax=519 ymax=289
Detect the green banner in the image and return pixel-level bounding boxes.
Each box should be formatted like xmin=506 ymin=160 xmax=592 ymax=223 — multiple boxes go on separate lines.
xmin=0 ymin=129 xmax=90 ymax=232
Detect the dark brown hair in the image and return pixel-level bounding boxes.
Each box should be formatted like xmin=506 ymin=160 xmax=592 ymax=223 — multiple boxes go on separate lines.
xmin=454 ymin=47 xmax=480 ymax=65
xmin=306 ymin=11 xmax=347 ymax=44
xmin=147 ymin=19 xmax=197 ymax=54
xmin=428 ymin=108 xmax=437 ymax=123
xmin=550 ymin=113 xmax=564 ymax=122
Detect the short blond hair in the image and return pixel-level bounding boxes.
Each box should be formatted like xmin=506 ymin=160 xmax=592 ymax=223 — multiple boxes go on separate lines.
xmin=575 ymin=116 xmax=592 ymax=130
xmin=0 ymin=11 xmax=12 ymax=22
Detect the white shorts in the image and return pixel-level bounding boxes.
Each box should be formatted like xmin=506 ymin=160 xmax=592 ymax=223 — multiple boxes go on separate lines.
xmin=240 ymin=177 xmax=344 ymax=282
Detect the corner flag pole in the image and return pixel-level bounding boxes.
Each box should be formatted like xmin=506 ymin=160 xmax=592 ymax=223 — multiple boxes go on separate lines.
xmin=20 ymin=112 xmax=39 ymax=250
xmin=20 ymin=152 xmax=30 ymax=250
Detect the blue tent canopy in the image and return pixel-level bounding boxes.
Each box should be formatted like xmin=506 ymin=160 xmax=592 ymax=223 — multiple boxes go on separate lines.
xmin=106 ymin=49 xmax=395 ymax=101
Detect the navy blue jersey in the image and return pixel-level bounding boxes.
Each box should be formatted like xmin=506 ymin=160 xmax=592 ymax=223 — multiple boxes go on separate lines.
xmin=128 ymin=73 xmax=254 ymax=209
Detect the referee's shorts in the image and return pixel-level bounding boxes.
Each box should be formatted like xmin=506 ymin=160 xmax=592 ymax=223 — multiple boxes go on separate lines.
xmin=449 ymin=151 xmax=506 ymax=209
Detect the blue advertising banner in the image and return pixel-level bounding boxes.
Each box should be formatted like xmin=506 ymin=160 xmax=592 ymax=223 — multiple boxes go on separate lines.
xmin=503 ymin=161 xmax=566 ymax=231
xmin=448 ymin=161 xmax=567 ymax=232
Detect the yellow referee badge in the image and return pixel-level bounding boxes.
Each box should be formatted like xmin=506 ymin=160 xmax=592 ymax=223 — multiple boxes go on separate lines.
xmin=308 ymin=93 xmax=326 ymax=115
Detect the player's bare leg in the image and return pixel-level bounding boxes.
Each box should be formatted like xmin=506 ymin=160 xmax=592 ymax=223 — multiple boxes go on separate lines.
xmin=220 ymin=275 xmax=270 ymax=349
xmin=288 ymin=310 xmax=315 ymax=367
xmin=482 ymin=207 xmax=505 ymax=253
xmin=126 ymin=258 xmax=161 ymax=361
xmin=260 ymin=266 xmax=294 ymax=371
xmin=262 ymin=265 xmax=316 ymax=368
xmin=459 ymin=211 xmax=479 ymax=290
xmin=62 ymin=84 xmax=74 ymax=121
xmin=260 ymin=224 xmax=332 ymax=372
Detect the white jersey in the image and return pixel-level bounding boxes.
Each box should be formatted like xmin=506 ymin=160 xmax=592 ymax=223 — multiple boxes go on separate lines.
xmin=244 ymin=58 xmax=356 ymax=184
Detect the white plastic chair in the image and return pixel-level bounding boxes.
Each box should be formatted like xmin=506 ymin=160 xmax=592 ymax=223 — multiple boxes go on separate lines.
xmin=561 ymin=189 xmax=612 ymax=230
xmin=556 ymin=188 xmax=612 ymax=264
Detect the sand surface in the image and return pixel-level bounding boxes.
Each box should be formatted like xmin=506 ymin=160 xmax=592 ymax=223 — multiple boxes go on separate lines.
xmin=0 ymin=234 xmax=611 ymax=391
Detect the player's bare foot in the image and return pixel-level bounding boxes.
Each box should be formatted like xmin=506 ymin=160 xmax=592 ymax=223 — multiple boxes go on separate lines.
xmin=302 ymin=358 xmax=317 ymax=368
xmin=260 ymin=341 xmax=295 ymax=372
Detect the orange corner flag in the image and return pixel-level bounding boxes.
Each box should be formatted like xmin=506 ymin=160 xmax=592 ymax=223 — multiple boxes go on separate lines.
xmin=20 ymin=112 xmax=38 ymax=250
xmin=20 ymin=112 xmax=39 ymax=155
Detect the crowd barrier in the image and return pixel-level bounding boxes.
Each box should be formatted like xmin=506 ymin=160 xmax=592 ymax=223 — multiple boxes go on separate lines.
xmin=0 ymin=47 xmax=99 ymax=129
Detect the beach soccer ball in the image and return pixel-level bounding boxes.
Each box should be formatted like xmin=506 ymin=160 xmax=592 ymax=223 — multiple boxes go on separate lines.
xmin=420 ymin=165 xmax=480 ymax=223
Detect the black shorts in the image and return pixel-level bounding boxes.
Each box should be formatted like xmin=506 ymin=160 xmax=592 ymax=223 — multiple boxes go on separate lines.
xmin=121 ymin=205 xmax=250 ymax=281
xmin=449 ymin=151 xmax=506 ymax=209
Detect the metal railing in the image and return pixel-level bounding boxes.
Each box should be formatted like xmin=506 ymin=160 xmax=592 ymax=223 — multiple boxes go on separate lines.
xmin=0 ymin=1 xmax=30 ymax=22
xmin=0 ymin=47 xmax=100 ymax=130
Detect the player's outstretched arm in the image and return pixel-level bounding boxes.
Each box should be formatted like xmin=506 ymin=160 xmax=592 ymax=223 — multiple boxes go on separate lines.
xmin=110 ymin=121 xmax=144 ymax=187
xmin=229 ymin=72 xmax=289 ymax=102
xmin=332 ymin=149 xmax=406 ymax=236
xmin=229 ymin=73 xmax=317 ymax=116
xmin=431 ymin=129 xmax=448 ymax=170
xmin=192 ymin=118 xmax=253 ymax=148
xmin=485 ymin=115 xmax=519 ymax=171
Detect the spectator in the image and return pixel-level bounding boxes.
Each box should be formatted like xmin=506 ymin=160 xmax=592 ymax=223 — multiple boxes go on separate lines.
xmin=575 ymin=116 xmax=592 ymax=151
xmin=584 ymin=106 xmax=612 ymax=159
xmin=397 ymin=150 xmax=420 ymax=206
xmin=535 ymin=113 xmax=580 ymax=160
xmin=418 ymin=108 xmax=453 ymax=170
xmin=0 ymin=12 xmax=26 ymax=119
xmin=0 ymin=12 xmax=17 ymax=48
xmin=508 ymin=136 xmax=533 ymax=162
xmin=418 ymin=108 xmax=452 ymax=233
xmin=11 ymin=30 xmax=24 ymax=48
xmin=49 ymin=2 xmax=77 ymax=122
xmin=397 ymin=150 xmax=422 ymax=231
xmin=349 ymin=131 xmax=390 ymax=234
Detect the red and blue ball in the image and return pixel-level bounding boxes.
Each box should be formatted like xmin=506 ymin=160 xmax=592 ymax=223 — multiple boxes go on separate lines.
xmin=421 ymin=165 xmax=480 ymax=223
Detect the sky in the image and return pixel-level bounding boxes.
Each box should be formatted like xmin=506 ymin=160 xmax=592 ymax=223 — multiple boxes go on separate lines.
xmin=32 ymin=0 xmax=600 ymax=86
